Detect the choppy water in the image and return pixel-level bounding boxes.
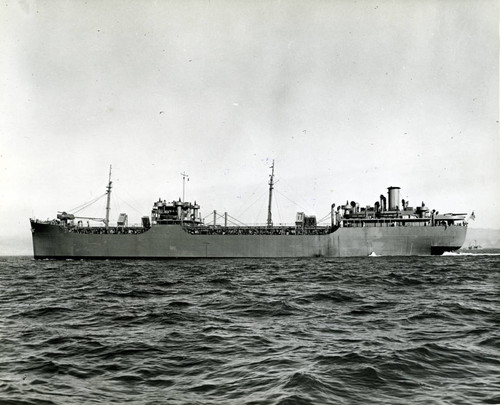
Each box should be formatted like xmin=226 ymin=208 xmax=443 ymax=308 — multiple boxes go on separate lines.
xmin=0 ymin=253 xmax=499 ymax=405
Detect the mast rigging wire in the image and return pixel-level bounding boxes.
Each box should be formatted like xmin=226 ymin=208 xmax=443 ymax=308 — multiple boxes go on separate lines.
xmin=274 ymin=189 xmax=309 ymax=213
xmin=69 ymin=193 xmax=108 ymax=214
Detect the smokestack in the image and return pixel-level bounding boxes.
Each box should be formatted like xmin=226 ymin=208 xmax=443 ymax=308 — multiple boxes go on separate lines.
xmin=387 ymin=187 xmax=400 ymax=210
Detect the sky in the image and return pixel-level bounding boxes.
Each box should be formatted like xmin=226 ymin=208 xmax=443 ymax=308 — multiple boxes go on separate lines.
xmin=1 ymin=0 xmax=498 ymax=254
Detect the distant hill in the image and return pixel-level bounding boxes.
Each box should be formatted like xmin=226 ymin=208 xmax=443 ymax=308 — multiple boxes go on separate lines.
xmin=464 ymin=228 xmax=500 ymax=249
xmin=0 ymin=235 xmax=32 ymax=256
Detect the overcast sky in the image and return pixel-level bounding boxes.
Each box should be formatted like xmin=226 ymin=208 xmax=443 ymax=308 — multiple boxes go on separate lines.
xmin=1 ymin=0 xmax=498 ymax=254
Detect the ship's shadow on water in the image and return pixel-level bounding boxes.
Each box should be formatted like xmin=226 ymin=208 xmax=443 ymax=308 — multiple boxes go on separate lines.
xmin=0 ymin=254 xmax=499 ymax=404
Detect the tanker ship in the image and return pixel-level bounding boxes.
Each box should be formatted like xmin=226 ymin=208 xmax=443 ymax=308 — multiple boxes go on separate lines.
xmin=30 ymin=164 xmax=468 ymax=259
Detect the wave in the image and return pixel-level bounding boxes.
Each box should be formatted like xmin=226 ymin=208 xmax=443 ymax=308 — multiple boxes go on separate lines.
xmin=2 ymin=256 xmax=498 ymax=405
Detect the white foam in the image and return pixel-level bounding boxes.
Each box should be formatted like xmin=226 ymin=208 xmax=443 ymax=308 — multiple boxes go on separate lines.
xmin=441 ymin=251 xmax=460 ymax=256
xmin=442 ymin=251 xmax=500 ymax=256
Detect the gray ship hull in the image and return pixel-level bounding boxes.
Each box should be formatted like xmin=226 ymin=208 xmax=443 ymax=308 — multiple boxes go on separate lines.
xmin=30 ymin=221 xmax=467 ymax=259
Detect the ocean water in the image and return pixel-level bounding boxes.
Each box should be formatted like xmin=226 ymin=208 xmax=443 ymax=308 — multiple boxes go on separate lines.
xmin=0 ymin=253 xmax=499 ymax=405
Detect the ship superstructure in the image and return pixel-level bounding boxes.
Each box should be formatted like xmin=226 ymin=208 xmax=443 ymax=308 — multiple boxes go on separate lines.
xmin=30 ymin=165 xmax=468 ymax=258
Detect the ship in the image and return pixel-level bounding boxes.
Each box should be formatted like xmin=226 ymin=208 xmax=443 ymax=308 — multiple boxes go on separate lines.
xmin=30 ymin=164 xmax=468 ymax=259
xmin=467 ymin=240 xmax=483 ymax=250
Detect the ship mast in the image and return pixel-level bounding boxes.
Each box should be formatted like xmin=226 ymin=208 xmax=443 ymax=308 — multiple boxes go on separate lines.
xmin=267 ymin=160 xmax=274 ymax=227
xmin=105 ymin=165 xmax=112 ymax=229
xmin=181 ymin=171 xmax=189 ymax=201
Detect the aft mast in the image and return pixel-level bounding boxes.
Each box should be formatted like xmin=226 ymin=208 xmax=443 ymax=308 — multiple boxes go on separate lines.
xmin=267 ymin=160 xmax=275 ymax=227
xmin=105 ymin=165 xmax=112 ymax=229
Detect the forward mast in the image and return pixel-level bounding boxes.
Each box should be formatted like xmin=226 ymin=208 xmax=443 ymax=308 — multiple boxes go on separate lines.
xmin=104 ymin=165 xmax=112 ymax=229
xmin=267 ymin=160 xmax=275 ymax=227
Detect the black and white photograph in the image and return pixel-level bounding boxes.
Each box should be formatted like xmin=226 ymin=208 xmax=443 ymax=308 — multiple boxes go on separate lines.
xmin=1 ymin=0 xmax=499 ymax=403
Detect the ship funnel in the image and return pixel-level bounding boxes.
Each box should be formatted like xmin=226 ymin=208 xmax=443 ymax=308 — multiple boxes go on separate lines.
xmin=387 ymin=186 xmax=400 ymax=210
xmin=380 ymin=195 xmax=387 ymax=212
